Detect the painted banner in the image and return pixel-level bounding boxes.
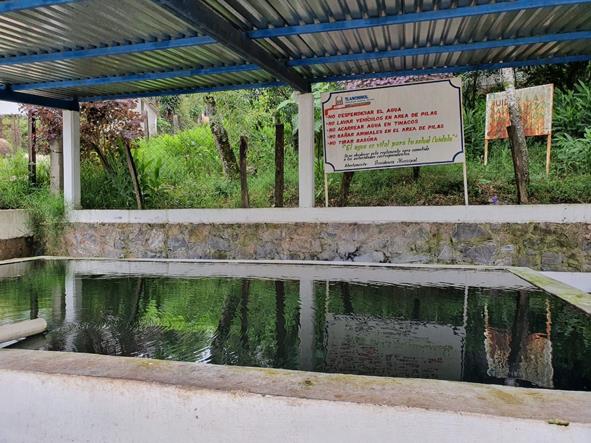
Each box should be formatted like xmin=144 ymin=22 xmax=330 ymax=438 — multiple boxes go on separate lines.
xmin=485 ymin=84 xmax=553 ymax=140
xmin=321 ymin=78 xmax=464 ymax=173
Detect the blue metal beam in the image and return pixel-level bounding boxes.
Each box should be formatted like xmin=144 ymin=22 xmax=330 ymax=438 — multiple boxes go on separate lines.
xmin=77 ymin=54 xmax=591 ymax=103
xmin=0 ymin=86 xmax=79 ymax=110
xmin=0 ymin=0 xmax=78 ymax=14
xmin=289 ymin=31 xmax=591 ymax=67
xmin=81 ymin=80 xmax=285 ymax=102
xmin=155 ymin=0 xmax=310 ymax=92
xmin=318 ymin=54 xmax=591 ymax=83
xmin=13 ymin=31 xmax=591 ymax=91
xmin=12 ymin=63 xmax=259 ymax=90
xmin=0 ymin=36 xmax=216 ymax=66
xmin=2 ymin=0 xmax=589 ymax=67
xmin=250 ymin=0 xmax=591 ymax=38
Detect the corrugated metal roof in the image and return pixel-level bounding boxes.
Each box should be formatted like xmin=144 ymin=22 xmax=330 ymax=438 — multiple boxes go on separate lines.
xmin=0 ymin=0 xmax=590 ymax=106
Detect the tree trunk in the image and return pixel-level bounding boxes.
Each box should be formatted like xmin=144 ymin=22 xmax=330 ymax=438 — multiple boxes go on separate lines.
xmin=507 ymin=126 xmax=529 ymax=204
xmin=204 ymin=95 xmax=239 ymax=177
xmin=501 ymin=68 xmax=529 ymax=204
xmin=338 ymin=171 xmax=354 ymax=206
xmin=124 ymin=142 xmax=144 ymax=209
xmin=27 ymin=115 xmax=36 ymax=186
xmin=470 ymin=71 xmax=479 ymax=107
xmin=506 ymin=290 xmax=529 ymax=386
xmin=91 ymin=143 xmax=113 ymax=174
xmin=49 ymin=137 xmax=63 ymax=195
xmin=239 ymin=136 xmax=249 ymax=208
xmin=172 ymin=114 xmax=180 ymax=134
xmin=13 ymin=116 xmax=21 ymax=151
xmin=274 ymin=121 xmax=285 ymax=207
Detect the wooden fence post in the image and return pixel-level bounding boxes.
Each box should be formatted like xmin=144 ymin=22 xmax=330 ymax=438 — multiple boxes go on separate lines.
xmin=545 ymin=133 xmax=552 ymax=176
xmin=239 ymin=136 xmax=249 ymax=208
xmin=27 ymin=115 xmax=37 ymax=186
xmin=274 ymin=121 xmax=284 ymax=207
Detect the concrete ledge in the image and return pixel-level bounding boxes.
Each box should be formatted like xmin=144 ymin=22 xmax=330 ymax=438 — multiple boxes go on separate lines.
xmin=0 ymin=209 xmax=31 ymax=239
xmin=510 ymin=267 xmax=591 ymax=315
xmin=67 ymin=257 xmax=534 ymax=289
xmin=541 ymin=272 xmax=591 ymax=293
xmin=68 ymin=204 xmax=591 ymax=224
xmin=0 ymin=350 xmax=590 ymax=442
xmin=0 ymin=237 xmax=32 ymax=261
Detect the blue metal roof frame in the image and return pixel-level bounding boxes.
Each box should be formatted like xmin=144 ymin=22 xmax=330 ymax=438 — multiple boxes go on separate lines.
xmin=0 ymin=0 xmax=590 ymax=109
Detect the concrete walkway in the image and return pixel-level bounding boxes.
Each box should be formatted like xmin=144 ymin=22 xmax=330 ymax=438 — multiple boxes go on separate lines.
xmin=541 ymin=272 xmax=591 ymax=293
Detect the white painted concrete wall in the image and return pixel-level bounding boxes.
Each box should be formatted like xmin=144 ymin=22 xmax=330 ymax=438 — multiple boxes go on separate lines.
xmin=68 ymin=204 xmax=591 ymax=224
xmin=0 ymin=371 xmax=585 ymax=443
xmin=0 ymin=209 xmax=31 ymax=240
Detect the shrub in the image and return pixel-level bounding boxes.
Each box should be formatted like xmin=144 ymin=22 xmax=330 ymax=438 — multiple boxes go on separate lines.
xmin=554 ymin=129 xmax=591 ymax=174
xmin=554 ymin=81 xmax=591 ymax=138
xmin=463 ymin=98 xmax=486 ymax=160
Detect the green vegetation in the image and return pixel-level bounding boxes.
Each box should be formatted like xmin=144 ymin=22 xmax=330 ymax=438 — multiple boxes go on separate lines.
xmin=1 ymin=64 xmax=590 ymax=209
xmin=0 ymin=153 xmax=65 ymax=251
xmin=82 ymin=126 xmax=300 ymax=209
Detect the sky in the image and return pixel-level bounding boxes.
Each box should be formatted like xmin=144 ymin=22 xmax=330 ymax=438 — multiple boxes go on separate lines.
xmin=0 ymin=100 xmax=24 ymax=115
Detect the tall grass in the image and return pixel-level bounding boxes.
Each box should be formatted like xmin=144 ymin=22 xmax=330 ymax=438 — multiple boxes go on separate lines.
xmin=0 ymin=152 xmax=65 ymax=252
xmin=79 ymin=125 xmax=300 ymax=209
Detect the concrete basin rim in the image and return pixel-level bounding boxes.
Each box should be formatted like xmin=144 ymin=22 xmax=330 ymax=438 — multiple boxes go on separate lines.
xmin=1 ymin=349 xmax=591 ymax=426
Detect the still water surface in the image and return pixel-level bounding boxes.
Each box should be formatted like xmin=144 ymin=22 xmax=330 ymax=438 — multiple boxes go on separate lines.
xmin=1 ymin=260 xmax=589 ymax=391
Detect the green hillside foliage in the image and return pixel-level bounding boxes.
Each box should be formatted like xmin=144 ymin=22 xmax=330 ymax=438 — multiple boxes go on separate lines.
xmin=1 ymin=63 xmax=590 ymax=209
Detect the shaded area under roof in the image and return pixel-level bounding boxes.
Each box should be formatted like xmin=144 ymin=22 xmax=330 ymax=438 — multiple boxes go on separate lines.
xmin=0 ymin=0 xmax=590 ymax=109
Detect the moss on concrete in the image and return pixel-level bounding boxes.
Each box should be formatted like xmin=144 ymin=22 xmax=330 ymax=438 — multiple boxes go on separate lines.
xmin=509 ymin=267 xmax=591 ymax=315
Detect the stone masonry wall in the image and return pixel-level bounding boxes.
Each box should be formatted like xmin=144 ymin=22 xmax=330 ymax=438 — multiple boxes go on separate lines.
xmin=62 ymin=222 xmax=591 ymax=271
xmin=0 ymin=209 xmax=32 ymax=260
xmin=0 ymin=237 xmax=32 ymax=261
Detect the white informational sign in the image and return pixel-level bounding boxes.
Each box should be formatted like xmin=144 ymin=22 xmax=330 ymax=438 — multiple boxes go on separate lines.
xmin=321 ymin=78 xmax=465 ymax=173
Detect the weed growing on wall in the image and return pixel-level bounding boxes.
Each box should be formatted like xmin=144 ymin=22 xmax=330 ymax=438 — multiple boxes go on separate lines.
xmin=25 ymin=190 xmax=66 ymax=255
xmin=0 ymin=152 xmax=66 ymax=253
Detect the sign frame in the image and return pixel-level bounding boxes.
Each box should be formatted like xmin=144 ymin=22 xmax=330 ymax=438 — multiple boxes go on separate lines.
xmin=321 ymin=78 xmax=466 ymax=174
xmin=483 ymin=83 xmax=554 ymax=175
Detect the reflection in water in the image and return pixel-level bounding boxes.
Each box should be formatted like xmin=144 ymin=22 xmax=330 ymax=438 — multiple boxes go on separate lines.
xmin=0 ymin=261 xmax=590 ymax=391
xmin=484 ymin=294 xmax=554 ymax=388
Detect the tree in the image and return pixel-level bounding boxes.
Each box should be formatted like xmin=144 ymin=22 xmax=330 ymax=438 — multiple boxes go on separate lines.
xmin=157 ymin=96 xmax=181 ymax=132
xmin=520 ymin=61 xmax=591 ymax=91
xmin=203 ymin=95 xmax=239 ymax=177
xmin=501 ymin=68 xmax=529 ymax=204
xmin=21 ymin=101 xmax=145 ymax=207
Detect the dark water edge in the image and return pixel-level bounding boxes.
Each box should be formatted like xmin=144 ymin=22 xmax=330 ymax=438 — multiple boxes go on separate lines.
xmin=1 ymin=260 xmax=590 ymax=391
